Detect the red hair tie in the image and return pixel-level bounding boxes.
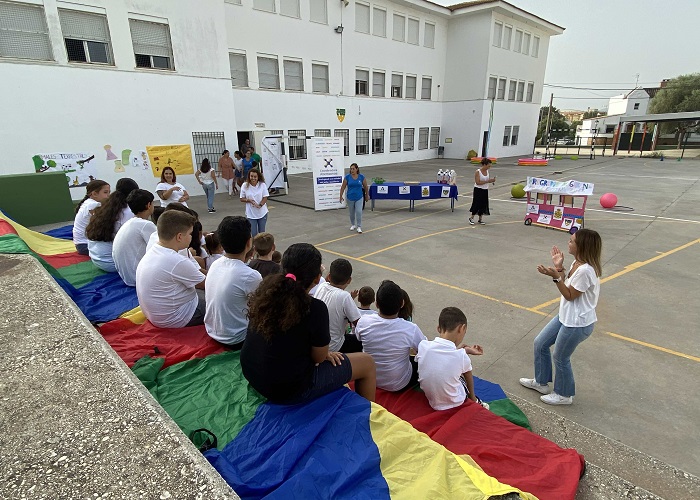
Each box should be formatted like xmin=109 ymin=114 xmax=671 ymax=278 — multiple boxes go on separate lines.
xmin=285 ymin=273 xmax=297 ymax=281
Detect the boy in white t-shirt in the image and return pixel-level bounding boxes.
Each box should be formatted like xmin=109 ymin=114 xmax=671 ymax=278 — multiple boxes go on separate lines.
xmin=356 ymin=280 xmax=427 ymax=391
xmin=204 ymin=216 xmax=262 ymax=349
xmin=416 ymin=307 xmax=489 ymax=411
xmin=136 ymin=210 xmax=206 ymax=328
xmin=112 ymin=189 xmax=156 ymax=286
xmin=356 ymin=286 xmax=377 ymax=317
xmin=312 ymin=258 xmax=363 ymax=353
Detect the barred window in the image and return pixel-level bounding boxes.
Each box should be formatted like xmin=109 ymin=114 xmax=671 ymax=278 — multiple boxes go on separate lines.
xmin=405 ymin=76 xmax=417 ymax=99
xmin=372 ymin=129 xmax=384 ymax=153
xmin=418 ymin=127 xmax=429 ymax=149
xmin=129 ymin=19 xmax=174 ymax=70
xmin=429 ymin=127 xmax=440 ymax=149
xmin=192 ymin=132 xmax=226 ymax=172
xmin=258 ymin=55 xmax=280 ymax=89
xmin=288 ymin=129 xmax=307 ymax=160
xmin=229 ymin=52 xmax=248 ymax=87
xmin=314 ymin=129 xmax=331 ymax=137
xmin=390 ymin=128 xmax=401 ymax=152
xmin=0 ymin=1 xmax=53 ymax=61
xmin=59 ymin=9 xmax=112 ymax=64
xmin=312 ymin=63 xmax=329 ymax=93
xmin=403 ymin=128 xmax=414 ymax=151
xmin=334 ymin=129 xmax=349 ymax=156
xmin=372 ymin=71 xmax=385 ymax=97
xmin=283 ymin=59 xmax=303 ymax=91
xmin=356 ymin=129 xmax=369 ymax=155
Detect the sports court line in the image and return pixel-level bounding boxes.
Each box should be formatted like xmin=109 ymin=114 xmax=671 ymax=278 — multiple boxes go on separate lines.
xmin=532 ymin=237 xmax=700 ymax=311
xmin=604 ymin=332 xmax=700 ymax=363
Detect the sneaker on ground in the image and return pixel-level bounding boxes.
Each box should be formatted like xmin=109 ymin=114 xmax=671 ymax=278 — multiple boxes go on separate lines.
xmin=540 ymin=393 xmax=573 ymax=405
xmin=357 ymin=227 xmax=362 ymax=233
xmin=468 ymin=218 xmax=475 ymax=225
xmin=478 ymin=220 xmax=486 ymax=225
xmin=350 ymin=225 xmax=356 ymax=231
xmin=519 ymin=378 xmax=551 ymax=394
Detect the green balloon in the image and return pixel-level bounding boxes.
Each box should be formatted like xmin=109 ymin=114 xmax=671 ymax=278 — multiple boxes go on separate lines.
xmin=511 ymin=184 xmax=526 ymax=198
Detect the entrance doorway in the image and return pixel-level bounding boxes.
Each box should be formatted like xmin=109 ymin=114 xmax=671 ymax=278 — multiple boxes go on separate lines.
xmin=481 ymin=131 xmax=489 ymax=157
xmin=237 ymin=131 xmax=253 ymax=153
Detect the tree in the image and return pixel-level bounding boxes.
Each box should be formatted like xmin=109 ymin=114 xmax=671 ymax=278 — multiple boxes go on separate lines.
xmin=649 ymin=73 xmax=700 ymax=147
xmin=582 ymin=110 xmax=605 ymax=119
xmin=536 ymin=106 xmax=571 ymax=143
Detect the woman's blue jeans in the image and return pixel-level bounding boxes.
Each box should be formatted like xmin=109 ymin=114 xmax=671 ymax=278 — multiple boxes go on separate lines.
xmin=534 ymin=315 xmax=594 ymax=397
xmin=347 ymin=198 xmax=363 ymax=227
xmin=249 ymin=214 xmax=267 ymax=237
xmin=202 ymin=182 xmax=216 ymax=210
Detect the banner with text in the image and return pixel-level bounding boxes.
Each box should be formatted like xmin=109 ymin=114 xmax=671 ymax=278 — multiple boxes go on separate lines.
xmin=312 ymin=138 xmax=345 ymax=211
xmin=524 ymin=177 xmax=594 ymax=196
xmin=261 ymin=136 xmax=285 ymax=189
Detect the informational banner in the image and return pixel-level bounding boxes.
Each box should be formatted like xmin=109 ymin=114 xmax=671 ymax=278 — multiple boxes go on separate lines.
xmin=32 ymin=152 xmax=98 ymax=189
xmin=312 ymin=137 xmax=345 ymax=211
xmin=260 ymin=136 xmax=285 ymax=189
xmin=146 ymin=144 xmax=194 ymax=177
xmin=524 ymin=177 xmax=594 ymax=196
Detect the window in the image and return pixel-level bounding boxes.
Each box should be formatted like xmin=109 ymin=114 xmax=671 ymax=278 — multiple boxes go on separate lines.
xmin=372 ymin=129 xmax=384 ymax=153
xmin=310 ymin=0 xmax=327 ymax=23
xmin=508 ymin=80 xmax=516 ymax=101
xmin=225 ymin=0 xmax=242 ymax=4
xmin=229 ymin=52 xmax=248 ymax=87
xmin=634 ymin=103 xmax=640 ymax=110
xmin=502 ymin=25 xmax=512 ymax=50
xmin=497 ymin=78 xmax=506 ymax=100
xmin=192 ymin=132 xmax=226 ymax=172
xmin=312 ymin=63 xmax=329 ymax=93
xmin=372 ymin=71 xmax=385 ymax=97
xmin=421 ymin=77 xmax=431 ymax=100
xmin=253 ymin=0 xmax=275 ymax=12
xmin=288 ymin=129 xmax=307 ymax=159
xmin=0 ymin=1 xmax=52 ymax=60
xmin=390 ymin=128 xmax=401 ymax=152
xmin=373 ymin=8 xmax=386 ymax=36
xmin=405 ymin=76 xmax=417 ymax=99
xmin=129 ymin=19 xmax=174 ymax=69
xmin=532 ymin=36 xmax=540 ymax=57
xmin=258 ymin=55 xmax=280 ymax=89
xmin=424 ymin=22 xmax=435 ymax=48
xmin=430 ymin=127 xmax=440 ymax=148
xmin=418 ymin=127 xmax=429 ymax=149
xmin=511 ymin=126 xmax=519 ymax=146
xmin=503 ymin=126 xmax=511 ymax=146
xmin=280 ymin=0 xmax=300 ymax=18
xmin=407 ymin=18 xmax=419 ymax=45
xmin=403 ymin=128 xmax=415 ymax=151
xmin=269 ymin=129 xmax=283 ymax=135
xmin=283 ymin=59 xmax=303 ymax=91
xmin=487 ymin=77 xmax=497 ymax=99
xmin=334 ymin=129 xmax=349 ymax=156
xmin=356 ymin=129 xmax=369 ymax=154
xmin=392 ymin=14 xmax=405 ymax=41
xmin=314 ymin=129 xmax=331 ymax=137
xmin=391 ymin=73 xmax=402 ymax=98
xmin=514 ymin=29 xmax=522 ymax=53
xmin=522 ymin=32 xmax=531 ymax=55
xmin=355 ymin=3 xmax=370 ymax=33
xmin=59 ymin=9 xmax=112 ymax=64
xmin=605 ymin=125 xmax=615 ymax=134
xmin=355 ymin=69 xmax=369 ymax=95
xmin=526 ymin=82 xmax=534 ymax=102
xmin=516 ymin=81 xmax=524 ymax=101
xmin=493 ymin=21 xmax=502 ymax=47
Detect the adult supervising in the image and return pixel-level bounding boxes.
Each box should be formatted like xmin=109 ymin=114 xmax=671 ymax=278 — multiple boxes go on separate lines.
xmin=468 ymin=158 xmax=495 ymax=225
xmin=339 ymin=163 xmax=369 ymax=234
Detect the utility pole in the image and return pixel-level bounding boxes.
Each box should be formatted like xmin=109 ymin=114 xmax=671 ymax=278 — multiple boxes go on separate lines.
xmin=544 ymin=93 xmax=553 ymax=157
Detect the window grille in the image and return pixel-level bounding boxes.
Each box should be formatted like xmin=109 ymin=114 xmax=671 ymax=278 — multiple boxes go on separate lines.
xmin=0 ymin=1 xmax=53 ymax=60
xmin=288 ymin=129 xmax=307 ymax=160
xmin=258 ymin=56 xmax=280 ymax=89
xmin=429 ymin=127 xmax=440 ymax=149
xmin=229 ymin=52 xmax=248 ymax=86
xmin=403 ymin=128 xmax=414 ymax=151
xmin=390 ymin=128 xmax=401 ymax=152
xmin=334 ymin=129 xmax=349 ymax=156
xmin=192 ymin=132 xmax=226 ymax=172
xmin=314 ymin=129 xmax=331 ymax=137
xmin=59 ymin=9 xmax=112 ymax=64
xmin=372 ymin=129 xmax=384 ymax=153
xmin=283 ymin=59 xmax=303 ymax=91
xmin=312 ymin=63 xmax=329 ymax=93
xmin=356 ymin=129 xmax=369 ymax=155
xmin=418 ymin=128 xmax=429 ymax=149
xmin=129 ymin=19 xmax=174 ymax=69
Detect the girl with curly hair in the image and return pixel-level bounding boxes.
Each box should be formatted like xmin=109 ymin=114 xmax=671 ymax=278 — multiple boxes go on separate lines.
xmin=241 ymin=243 xmax=376 ymax=404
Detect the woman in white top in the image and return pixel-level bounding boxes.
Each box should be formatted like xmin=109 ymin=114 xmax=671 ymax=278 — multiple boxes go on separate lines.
xmin=520 ymin=229 xmax=602 ymax=405
xmin=195 ymin=158 xmax=219 ymax=213
xmin=73 ymin=179 xmax=110 ymax=255
xmin=240 ymin=169 xmax=269 ymax=237
xmin=156 ymin=166 xmax=189 ymax=207
xmin=468 ymin=158 xmax=496 ymax=225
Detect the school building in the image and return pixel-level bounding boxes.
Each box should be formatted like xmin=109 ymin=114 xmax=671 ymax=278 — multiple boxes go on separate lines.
xmin=0 ymin=0 xmax=563 ymax=199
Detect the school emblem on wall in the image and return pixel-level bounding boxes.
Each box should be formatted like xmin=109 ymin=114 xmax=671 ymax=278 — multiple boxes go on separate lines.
xmin=336 ymin=108 xmax=346 ymax=122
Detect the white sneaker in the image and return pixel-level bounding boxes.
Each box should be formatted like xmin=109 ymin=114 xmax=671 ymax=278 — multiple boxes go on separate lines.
xmin=357 ymin=227 xmax=362 ymax=233
xmin=350 ymin=225 xmax=356 ymax=231
xmin=540 ymin=393 xmax=573 ymax=405
xmin=519 ymin=378 xmax=551 ymax=395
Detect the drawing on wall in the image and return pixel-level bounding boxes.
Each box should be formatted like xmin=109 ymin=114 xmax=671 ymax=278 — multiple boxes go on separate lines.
xmin=104 ymin=144 xmax=118 ymax=160
xmin=32 ymin=152 xmax=98 ymax=189
xmin=121 ymin=149 xmax=132 ymax=166
xmin=146 ymin=144 xmax=194 ymax=177
xmin=114 ymin=160 xmax=125 ymax=173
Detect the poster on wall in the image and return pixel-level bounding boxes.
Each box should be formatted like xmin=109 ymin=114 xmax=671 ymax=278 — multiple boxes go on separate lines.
xmin=312 ymin=137 xmax=345 ymax=211
xmin=146 ymin=145 xmax=194 ymax=177
xmin=260 ymin=136 xmax=285 ymax=189
xmin=32 ymin=152 xmax=98 ymax=190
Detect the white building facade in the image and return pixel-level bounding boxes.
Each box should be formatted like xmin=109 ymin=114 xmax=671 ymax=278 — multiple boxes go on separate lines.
xmin=0 ymin=0 xmax=562 ymax=199
xmin=577 ymin=89 xmax=650 ymax=144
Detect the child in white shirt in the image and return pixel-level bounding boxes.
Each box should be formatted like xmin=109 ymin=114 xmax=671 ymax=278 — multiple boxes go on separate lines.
xmin=112 ymin=189 xmax=156 ymax=286
xmin=357 ymin=286 xmax=377 ymax=316
xmin=416 ymin=307 xmax=488 ymax=411
xmin=73 ymin=180 xmax=110 ymax=255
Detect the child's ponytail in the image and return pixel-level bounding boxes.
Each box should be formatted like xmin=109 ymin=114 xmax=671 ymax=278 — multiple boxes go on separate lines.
xmin=75 ymin=180 xmax=109 ymax=213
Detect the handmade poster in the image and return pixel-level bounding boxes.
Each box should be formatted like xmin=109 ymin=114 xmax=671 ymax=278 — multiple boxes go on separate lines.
xmin=377 ymin=185 xmax=388 ymax=194
xmin=441 ymin=187 xmax=451 ymax=198
xmin=399 ymin=186 xmax=410 ymax=195
xmin=131 ymin=150 xmax=151 ymax=170
xmin=32 ymin=152 xmax=98 ymax=189
xmin=537 ymin=213 xmax=552 ymax=224
xmin=525 ymin=177 xmax=594 ymax=196
xmin=573 ymin=218 xmax=583 ymax=229
xmin=261 ymin=136 xmax=285 ymax=189
xmin=311 ymin=137 xmax=345 ymax=211
xmin=553 ymin=206 xmax=564 ymax=221
xmin=146 ymin=145 xmax=194 ymax=177
xmin=562 ymin=218 xmax=574 ymax=230
xmin=527 ymin=204 xmax=539 ymax=214
xmin=422 ymin=186 xmax=430 ymax=197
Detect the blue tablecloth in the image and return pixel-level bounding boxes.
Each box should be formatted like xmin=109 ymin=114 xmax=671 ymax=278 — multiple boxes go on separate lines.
xmin=369 ymin=183 xmax=458 ymax=212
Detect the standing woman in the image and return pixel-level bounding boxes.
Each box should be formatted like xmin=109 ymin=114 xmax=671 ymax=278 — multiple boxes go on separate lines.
xmin=156 ymin=166 xmax=189 ymax=207
xmin=73 ymin=179 xmax=110 ymax=255
xmin=468 ymin=158 xmax=496 ymax=225
xmin=196 ymin=158 xmax=219 ymax=213
xmin=219 ymin=150 xmax=237 ymax=196
xmin=241 ymin=150 xmax=256 ymax=180
xmin=520 ymin=229 xmax=602 ymax=405
xmin=339 ymin=163 xmax=370 ymax=234
xmin=240 ymin=169 xmax=269 ymax=237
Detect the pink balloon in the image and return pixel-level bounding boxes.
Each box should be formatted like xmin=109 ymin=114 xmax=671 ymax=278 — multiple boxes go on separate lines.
xmin=600 ymin=193 xmax=617 ymax=209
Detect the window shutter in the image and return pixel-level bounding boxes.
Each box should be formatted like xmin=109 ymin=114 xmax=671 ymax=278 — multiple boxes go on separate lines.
xmin=0 ymin=2 xmax=53 ymax=60
xmin=407 ymin=18 xmax=419 ymax=44
xmin=59 ymin=9 xmax=109 ymax=42
xmin=424 ymin=23 xmax=435 ymax=48
xmin=372 ymin=8 xmax=386 ymax=36
xmin=229 ymin=53 xmax=248 ymax=86
xmin=129 ymin=20 xmax=171 ymax=57
xmin=284 ymin=60 xmax=303 ymax=91
xmin=258 ymin=57 xmax=280 ymax=89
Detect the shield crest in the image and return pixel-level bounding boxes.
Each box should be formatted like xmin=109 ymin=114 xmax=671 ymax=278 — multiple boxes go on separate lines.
xmin=336 ymin=108 xmax=346 ymax=122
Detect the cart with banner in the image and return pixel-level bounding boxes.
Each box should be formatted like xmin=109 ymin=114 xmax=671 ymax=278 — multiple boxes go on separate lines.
xmin=523 ymin=177 xmax=594 ymax=234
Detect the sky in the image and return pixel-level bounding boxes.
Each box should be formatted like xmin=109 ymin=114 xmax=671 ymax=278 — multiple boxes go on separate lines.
xmin=437 ymin=0 xmax=700 ymax=111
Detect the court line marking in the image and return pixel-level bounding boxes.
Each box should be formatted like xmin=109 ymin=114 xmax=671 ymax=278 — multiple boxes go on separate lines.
xmin=604 ymin=331 xmax=700 ymax=363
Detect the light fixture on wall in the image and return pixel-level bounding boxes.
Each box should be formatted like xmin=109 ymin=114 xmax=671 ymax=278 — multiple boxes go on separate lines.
xmin=341 ymin=0 xmax=349 ymax=6
xmin=334 ymin=25 xmax=344 ymax=33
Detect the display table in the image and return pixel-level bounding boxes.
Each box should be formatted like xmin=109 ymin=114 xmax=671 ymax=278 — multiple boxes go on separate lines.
xmin=369 ymin=182 xmax=459 ymax=212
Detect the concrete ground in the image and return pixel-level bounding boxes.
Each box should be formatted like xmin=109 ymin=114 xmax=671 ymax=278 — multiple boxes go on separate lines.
xmin=28 ymin=154 xmax=700 ymax=498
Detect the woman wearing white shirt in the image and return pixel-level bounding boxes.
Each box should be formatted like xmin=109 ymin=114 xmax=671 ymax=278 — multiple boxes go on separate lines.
xmin=156 ymin=166 xmax=189 ymax=207
xmin=240 ymin=169 xmax=269 ymax=237
xmin=520 ymin=229 xmax=602 ymax=406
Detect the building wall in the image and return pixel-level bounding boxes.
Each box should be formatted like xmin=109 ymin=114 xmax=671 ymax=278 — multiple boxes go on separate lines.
xmin=608 ymin=90 xmax=650 ymax=116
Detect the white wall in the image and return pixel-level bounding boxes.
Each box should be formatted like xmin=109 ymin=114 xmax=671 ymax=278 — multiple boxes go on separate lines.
xmin=608 ymin=90 xmax=649 ymax=116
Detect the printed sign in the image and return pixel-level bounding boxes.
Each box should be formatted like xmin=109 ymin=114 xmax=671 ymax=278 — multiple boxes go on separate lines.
xmin=421 ymin=186 xmax=430 ymax=197
xmin=553 ymin=206 xmax=564 ymax=221
xmin=146 ymin=144 xmax=194 ymax=177
xmin=441 ymin=187 xmax=451 ymax=198
xmin=537 ymin=213 xmax=552 ymax=224
xmin=261 ymin=136 xmax=285 ymax=189
xmin=312 ymin=138 xmax=345 ymax=211
xmin=399 ymin=186 xmax=410 ymax=195
xmin=562 ymin=218 xmax=574 ymax=230
xmin=527 ymin=204 xmax=540 ymax=214
xmin=377 ymin=185 xmax=388 ymax=194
